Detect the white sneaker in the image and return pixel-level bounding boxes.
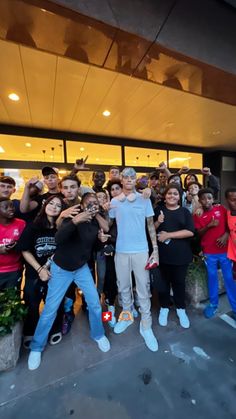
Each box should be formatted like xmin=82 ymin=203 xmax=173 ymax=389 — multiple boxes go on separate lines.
xmin=108 ymin=305 xmax=116 ymax=328
xmin=139 ymin=324 xmax=158 ymax=352
xmin=176 ymin=309 xmax=190 ymax=328
xmin=158 ymin=308 xmax=169 ymax=326
xmin=95 ymin=336 xmax=111 ymax=352
xmin=28 ymin=351 xmax=41 ymax=370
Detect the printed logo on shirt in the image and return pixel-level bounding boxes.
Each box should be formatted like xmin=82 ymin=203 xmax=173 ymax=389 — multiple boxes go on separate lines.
xmin=1 ymin=238 xmax=13 ymax=245
xmin=13 ymin=228 xmax=20 ymax=237
xmin=214 ymin=211 xmax=221 ymax=218
xmin=35 ymin=237 xmax=56 ymax=258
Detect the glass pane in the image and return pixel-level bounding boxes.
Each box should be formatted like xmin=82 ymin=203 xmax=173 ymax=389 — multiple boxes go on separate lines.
xmin=73 ymin=171 xmax=109 ymax=187
xmin=180 ymin=174 xmax=203 ymax=187
xmin=0 ymin=135 xmax=64 ymax=162
xmin=169 ymin=151 xmax=202 ymax=169
xmin=66 ymin=141 xmax=122 ymax=166
xmin=0 ymin=168 xmax=111 ymax=199
xmin=0 ymin=168 xmax=43 ymax=199
xmin=125 ymin=147 xmax=167 ymax=167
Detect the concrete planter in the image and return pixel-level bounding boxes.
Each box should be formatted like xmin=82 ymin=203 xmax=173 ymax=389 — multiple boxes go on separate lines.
xmin=0 ymin=322 xmax=22 ymax=371
xmin=185 ymin=259 xmax=225 ymax=307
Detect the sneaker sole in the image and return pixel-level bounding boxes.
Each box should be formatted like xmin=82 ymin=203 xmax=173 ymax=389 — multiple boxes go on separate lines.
xmin=158 ymin=319 xmax=168 ymax=327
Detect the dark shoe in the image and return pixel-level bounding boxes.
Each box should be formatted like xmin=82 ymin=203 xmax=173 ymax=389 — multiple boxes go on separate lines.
xmin=23 ymin=336 xmax=33 ymax=350
xmin=62 ymin=311 xmax=75 ymax=335
xmin=203 ymin=304 xmax=218 ymax=319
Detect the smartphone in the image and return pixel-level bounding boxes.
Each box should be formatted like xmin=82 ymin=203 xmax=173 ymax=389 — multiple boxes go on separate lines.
xmin=145 ymin=259 xmax=158 ymax=270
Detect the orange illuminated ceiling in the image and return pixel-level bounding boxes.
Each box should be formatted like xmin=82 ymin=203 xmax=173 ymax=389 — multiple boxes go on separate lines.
xmin=0 ymin=38 xmax=236 ymax=151
xmin=0 ymin=0 xmax=236 ymax=151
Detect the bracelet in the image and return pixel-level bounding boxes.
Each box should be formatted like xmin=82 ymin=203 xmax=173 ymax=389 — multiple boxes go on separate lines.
xmin=37 ymin=266 xmax=43 ymax=273
xmin=153 ymin=245 xmax=158 ymax=249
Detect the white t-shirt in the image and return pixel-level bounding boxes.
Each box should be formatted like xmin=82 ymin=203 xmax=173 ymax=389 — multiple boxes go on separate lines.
xmin=109 ymin=193 xmax=154 ymax=253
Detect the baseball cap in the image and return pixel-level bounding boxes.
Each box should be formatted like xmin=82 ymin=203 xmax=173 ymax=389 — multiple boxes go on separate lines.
xmin=136 ymin=175 xmax=149 ymax=190
xmin=149 ymin=171 xmax=158 ymax=179
xmin=42 ymin=166 xmax=59 ymax=176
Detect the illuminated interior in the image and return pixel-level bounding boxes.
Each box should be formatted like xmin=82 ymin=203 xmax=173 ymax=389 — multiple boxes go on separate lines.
xmin=168 ymin=151 xmax=202 ymax=169
xmin=66 ymin=141 xmax=122 ymax=165
xmin=0 ymin=135 xmax=64 ymax=162
xmin=125 ymin=147 xmax=167 ymax=167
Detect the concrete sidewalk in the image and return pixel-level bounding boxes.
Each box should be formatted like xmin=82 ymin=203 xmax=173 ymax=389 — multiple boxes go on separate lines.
xmin=0 ymin=295 xmax=236 ymax=419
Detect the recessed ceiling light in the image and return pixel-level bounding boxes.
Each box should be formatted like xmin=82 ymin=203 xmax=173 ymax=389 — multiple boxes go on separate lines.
xmin=8 ymin=93 xmax=20 ymax=101
xmin=212 ymin=130 xmax=221 ymax=135
xmin=0 ymin=146 xmax=5 ymax=153
xmin=25 ymin=142 xmax=31 ymax=147
xmin=102 ymin=110 xmax=111 ymax=117
xmin=80 ymin=147 xmax=85 ymax=151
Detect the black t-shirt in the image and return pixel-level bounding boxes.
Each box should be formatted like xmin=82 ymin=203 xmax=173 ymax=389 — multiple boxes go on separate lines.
xmin=17 ymin=223 xmax=57 ymax=279
xmin=54 ymin=217 xmax=99 ymax=271
xmin=154 ymin=206 xmax=194 ymax=265
xmin=12 ymin=199 xmax=39 ymax=224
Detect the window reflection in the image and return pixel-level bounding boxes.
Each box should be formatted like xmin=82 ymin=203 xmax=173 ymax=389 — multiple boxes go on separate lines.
xmin=168 ymin=151 xmax=202 ymax=169
xmin=0 ymin=135 xmax=64 ymax=162
xmin=0 ymin=168 xmax=42 ymax=199
xmin=66 ymin=141 xmax=121 ymax=166
xmin=125 ymin=147 xmax=167 ymax=167
xmin=0 ymin=168 xmax=110 ymax=199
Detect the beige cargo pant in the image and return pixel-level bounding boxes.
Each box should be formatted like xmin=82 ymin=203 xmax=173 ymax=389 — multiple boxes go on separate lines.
xmin=114 ymin=252 xmax=152 ymax=329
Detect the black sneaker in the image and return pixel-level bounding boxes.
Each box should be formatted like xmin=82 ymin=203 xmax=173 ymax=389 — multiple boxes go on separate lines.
xmin=62 ymin=311 xmax=75 ymax=335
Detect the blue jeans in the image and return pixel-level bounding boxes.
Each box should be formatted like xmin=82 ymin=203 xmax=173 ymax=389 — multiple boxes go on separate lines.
xmin=204 ymin=253 xmax=236 ymax=311
xmin=31 ymin=261 xmax=104 ymax=352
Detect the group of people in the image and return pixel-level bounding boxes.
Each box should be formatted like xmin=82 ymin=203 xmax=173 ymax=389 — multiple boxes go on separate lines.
xmin=0 ymin=159 xmax=236 ymax=371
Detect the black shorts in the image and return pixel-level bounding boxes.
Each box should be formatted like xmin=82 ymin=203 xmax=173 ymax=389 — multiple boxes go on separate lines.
xmin=0 ymin=270 xmax=22 ymax=290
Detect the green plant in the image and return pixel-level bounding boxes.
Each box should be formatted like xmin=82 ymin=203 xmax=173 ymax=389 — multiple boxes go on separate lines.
xmin=187 ymin=256 xmax=208 ymax=287
xmin=0 ymin=288 xmax=27 ymax=337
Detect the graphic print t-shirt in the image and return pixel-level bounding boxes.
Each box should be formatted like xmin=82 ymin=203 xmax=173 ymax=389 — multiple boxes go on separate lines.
xmin=17 ymin=223 xmax=57 ymax=278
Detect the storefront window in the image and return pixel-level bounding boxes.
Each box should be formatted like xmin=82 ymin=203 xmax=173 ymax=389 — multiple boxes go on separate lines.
xmin=168 ymin=151 xmax=202 ymax=169
xmin=0 ymin=168 xmax=42 ymax=199
xmin=125 ymin=147 xmax=167 ymax=167
xmin=66 ymin=141 xmax=122 ymax=166
xmin=0 ymin=168 xmax=111 ymax=199
xmin=0 ymin=135 xmax=64 ymax=162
